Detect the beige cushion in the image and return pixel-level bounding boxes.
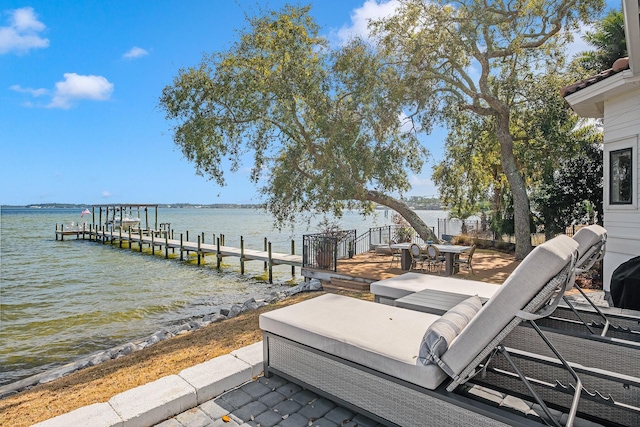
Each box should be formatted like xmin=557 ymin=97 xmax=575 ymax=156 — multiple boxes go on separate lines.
xmin=370 ymin=273 xmax=500 ymax=301
xmin=573 ymin=224 xmax=606 ymax=267
xmin=260 ymin=293 xmax=449 ymax=390
xmin=418 ymin=296 xmax=483 ymax=367
xmin=441 ymin=235 xmax=578 ymax=376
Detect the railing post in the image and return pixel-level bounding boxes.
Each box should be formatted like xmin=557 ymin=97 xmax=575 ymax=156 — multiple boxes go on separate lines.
xmin=333 ymin=237 xmax=337 ymax=272
xmin=180 ymin=233 xmax=184 ymax=261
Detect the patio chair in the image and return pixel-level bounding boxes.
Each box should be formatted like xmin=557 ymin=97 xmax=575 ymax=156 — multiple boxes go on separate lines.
xmin=409 ymin=243 xmax=427 ymax=272
xmin=453 ymin=244 xmax=475 ymax=275
xmin=425 ymin=244 xmax=445 ymax=274
xmin=260 ymin=236 xmax=640 ymax=426
xmin=389 ymin=240 xmax=402 ymax=268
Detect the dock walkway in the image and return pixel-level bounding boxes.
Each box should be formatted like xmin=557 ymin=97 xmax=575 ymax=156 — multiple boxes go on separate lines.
xmin=55 ymin=227 xmax=302 ymax=283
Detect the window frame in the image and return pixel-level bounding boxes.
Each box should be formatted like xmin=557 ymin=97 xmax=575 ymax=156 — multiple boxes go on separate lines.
xmin=604 ymin=136 xmax=638 ymax=211
xmin=609 ymin=147 xmax=633 ymax=205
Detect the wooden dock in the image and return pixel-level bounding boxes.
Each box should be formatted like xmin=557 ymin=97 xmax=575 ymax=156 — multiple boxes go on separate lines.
xmin=55 ymin=225 xmax=302 ymax=283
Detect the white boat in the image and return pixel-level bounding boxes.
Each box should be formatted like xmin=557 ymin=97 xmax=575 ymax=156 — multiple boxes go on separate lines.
xmin=108 ymin=216 xmax=140 ymax=231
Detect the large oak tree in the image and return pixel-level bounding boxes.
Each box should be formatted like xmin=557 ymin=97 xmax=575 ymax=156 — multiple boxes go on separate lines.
xmin=372 ymin=0 xmax=603 ymax=258
xmin=159 ymin=5 xmax=437 ymax=241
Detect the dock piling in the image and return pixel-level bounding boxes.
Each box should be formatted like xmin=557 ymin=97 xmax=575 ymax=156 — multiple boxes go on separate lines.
xmin=291 ymin=239 xmax=295 ymax=277
xmin=197 ymin=235 xmax=201 ymax=265
xmin=240 ymin=236 xmax=245 ymax=274
xmin=216 ymin=237 xmax=221 ymax=270
xmin=268 ymin=242 xmax=273 ymax=284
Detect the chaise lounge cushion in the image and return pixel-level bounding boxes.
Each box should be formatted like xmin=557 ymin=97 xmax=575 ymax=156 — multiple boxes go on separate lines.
xmin=370 ymin=273 xmax=500 ymax=302
xmin=260 ymin=293 xmax=450 ymax=390
xmin=572 ymin=224 xmax=606 ymax=269
xmin=440 ymin=235 xmax=578 ymax=377
xmin=418 ymin=295 xmax=483 ymax=366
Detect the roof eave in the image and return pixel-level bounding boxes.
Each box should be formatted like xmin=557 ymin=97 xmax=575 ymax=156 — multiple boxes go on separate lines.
xmin=564 ymin=72 xmax=635 ymax=118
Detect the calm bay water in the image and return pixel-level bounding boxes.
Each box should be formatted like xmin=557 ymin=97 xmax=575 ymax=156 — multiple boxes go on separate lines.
xmin=0 ymin=207 xmax=444 ymax=386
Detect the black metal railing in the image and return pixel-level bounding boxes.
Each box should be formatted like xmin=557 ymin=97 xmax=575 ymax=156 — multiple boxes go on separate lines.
xmin=303 ymin=224 xmax=442 ymax=271
xmin=303 ymin=229 xmax=356 ymax=271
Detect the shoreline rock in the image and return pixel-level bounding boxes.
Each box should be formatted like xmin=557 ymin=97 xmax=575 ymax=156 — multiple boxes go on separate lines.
xmin=0 ymin=279 xmax=323 ymax=399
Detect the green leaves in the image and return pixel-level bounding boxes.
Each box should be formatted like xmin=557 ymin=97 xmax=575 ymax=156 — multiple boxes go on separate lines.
xmin=158 ymin=4 xmax=428 ymax=230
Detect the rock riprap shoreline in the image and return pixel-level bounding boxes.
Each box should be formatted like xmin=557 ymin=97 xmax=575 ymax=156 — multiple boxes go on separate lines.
xmin=0 ymin=280 xmax=323 ymax=399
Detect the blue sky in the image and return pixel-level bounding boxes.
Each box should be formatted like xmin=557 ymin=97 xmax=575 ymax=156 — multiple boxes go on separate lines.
xmin=0 ymin=1 xmax=616 ymax=206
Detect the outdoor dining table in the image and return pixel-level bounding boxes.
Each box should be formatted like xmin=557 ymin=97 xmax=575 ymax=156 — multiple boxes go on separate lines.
xmin=390 ymin=242 xmax=473 ymax=276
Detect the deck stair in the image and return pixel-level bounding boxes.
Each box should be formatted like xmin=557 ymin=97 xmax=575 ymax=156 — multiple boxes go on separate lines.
xmin=323 ymin=277 xmax=371 ymax=293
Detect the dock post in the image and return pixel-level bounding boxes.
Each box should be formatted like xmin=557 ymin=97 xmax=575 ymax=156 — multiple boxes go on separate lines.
xmin=240 ymin=236 xmax=245 ymax=274
xmin=216 ymin=237 xmax=221 ymax=270
xmin=201 ymin=232 xmax=205 ymax=244
xmin=268 ymin=242 xmax=273 ymax=284
xmin=139 ymin=229 xmax=143 ymax=252
xmin=56 ymin=224 xmax=59 ymax=241
xmin=151 ymin=233 xmax=155 ymax=255
xmin=291 ymin=239 xmax=295 ymax=277
xmin=186 ymin=230 xmax=189 ymax=242
xmin=264 ymin=238 xmax=268 ymax=271
xmin=197 ymin=235 xmax=201 ymax=265
xmin=180 ymin=233 xmax=184 ymax=261
xmin=82 ymin=223 xmax=86 ymax=240
xmin=165 ymin=234 xmax=169 ymax=259
xmin=119 ymin=228 xmax=123 ymax=248
xmin=128 ymin=227 xmax=132 ymax=249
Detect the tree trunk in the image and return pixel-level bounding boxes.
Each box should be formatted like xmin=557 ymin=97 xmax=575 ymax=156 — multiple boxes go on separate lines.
xmin=366 ymin=190 xmax=438 ymax=242
xmin=495 ymin=115 xmax=533 ymax=260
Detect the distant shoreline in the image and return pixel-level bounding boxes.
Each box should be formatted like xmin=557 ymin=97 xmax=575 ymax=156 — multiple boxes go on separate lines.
xmin=2 ymin=203 xmax=264 ymax=209
xmin=2 ymin=203 xmax=445 ymax=210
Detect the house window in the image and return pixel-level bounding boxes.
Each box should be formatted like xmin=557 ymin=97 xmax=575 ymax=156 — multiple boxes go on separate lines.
xmin=610 ymin=148 xmax=633 ymax=204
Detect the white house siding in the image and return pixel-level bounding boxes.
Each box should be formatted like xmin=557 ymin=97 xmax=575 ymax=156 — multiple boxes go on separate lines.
xmin=602 ymin=86 xmax=640 ymax=291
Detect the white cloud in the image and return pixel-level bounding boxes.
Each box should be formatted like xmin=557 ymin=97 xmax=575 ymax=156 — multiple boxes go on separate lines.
xmin=102 ymin=190 xmax=112 ymax=198
xmin=48 ymin=73 xmax=114 ymax=109
xmin=9 ymin=84 xmax=48 ymax=96
xmin=122 ymin=46 xmax=149 ymax=59
xmin=334 ymin=0 xmax=400 ymax=45
xmin=0 ymin=7 xmax=49 ymax=54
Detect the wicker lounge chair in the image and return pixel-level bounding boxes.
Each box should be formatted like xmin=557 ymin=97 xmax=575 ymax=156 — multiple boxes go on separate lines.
xmin=260 ymin=236 xmax=640 ymax=426
xmin=371 ymin=225 xmax=640 ymax=342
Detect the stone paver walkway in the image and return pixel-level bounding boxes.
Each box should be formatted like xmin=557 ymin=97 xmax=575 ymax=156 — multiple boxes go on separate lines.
xmin=155 ymin=374 xmax=384 ymax=427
